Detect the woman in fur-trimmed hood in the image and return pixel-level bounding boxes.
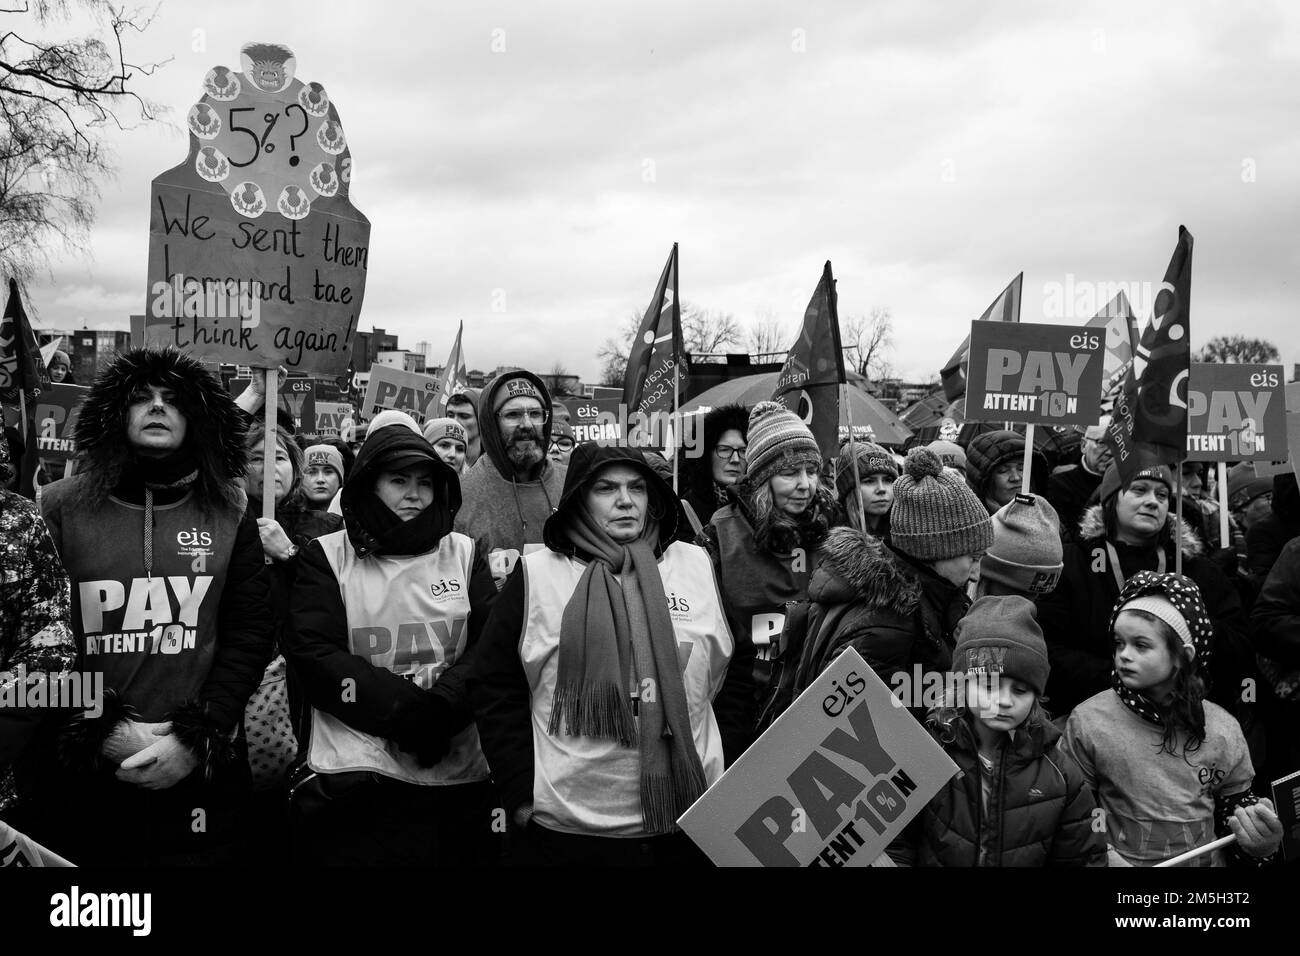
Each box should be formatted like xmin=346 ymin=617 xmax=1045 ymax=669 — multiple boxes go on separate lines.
xmin=1034 ymin=463 xmax=1255 ymax=724
xmin=33 ymin=347 xmax=273 ymax=866
xmin=70 ymin=346 xmax=250 ymax=513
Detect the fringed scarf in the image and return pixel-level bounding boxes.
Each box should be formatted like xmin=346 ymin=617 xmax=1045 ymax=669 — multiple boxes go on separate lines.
xmin=548 ymin=505 xmax=707 ymax=834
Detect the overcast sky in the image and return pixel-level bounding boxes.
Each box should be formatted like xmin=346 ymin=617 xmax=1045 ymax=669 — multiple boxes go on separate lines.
xmin=26 ymin=0 xmax=1300 ymax=384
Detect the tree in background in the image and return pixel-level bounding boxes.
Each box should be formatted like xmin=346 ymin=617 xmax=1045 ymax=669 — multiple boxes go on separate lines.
xmin=597 ymin=302 xmax=743 ymax=387
xmin=1193 ymin=335 xmax=1280 ymax=365
xmin=842 ymin=307 xmax=893 ymax=380
xmin=745 ymin=310 xmax=788 ymax=356
xmin=0 ymin=1 xmax=164 ymax=286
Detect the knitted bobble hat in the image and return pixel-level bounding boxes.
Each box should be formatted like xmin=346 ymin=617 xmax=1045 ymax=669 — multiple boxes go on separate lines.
xmin=744 ymin=401 xmax=822 ymax=488
xmin=890 ymin=448 xmax=994 ymax=562
xmin=834 ymin=440 xmax=898 ymax=503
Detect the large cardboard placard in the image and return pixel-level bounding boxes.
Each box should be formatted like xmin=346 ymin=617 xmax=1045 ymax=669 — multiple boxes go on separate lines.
xmin=362 ymin=364 xmax=441 ymax=424
xmin=965 ymin=322 xmax=1103 ymax=426
xmin=313 ymin=401 xmax=352 ymax=438
xmin=1185 ymin=364 xmax=1286 ymax=462
xmin=678 ymin=647 xmax=957 ymax=867
xmin=33 ymin=383 xmax=89 ymax=461
xmin=227 ymin=374 xmax=317 ymax=433
xmin=143 ymin=42 xmax=369 ymax=376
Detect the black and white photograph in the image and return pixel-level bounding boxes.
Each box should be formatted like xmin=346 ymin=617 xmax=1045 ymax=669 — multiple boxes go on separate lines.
xmin=0 ymin=0 xmax=1296 ymax=940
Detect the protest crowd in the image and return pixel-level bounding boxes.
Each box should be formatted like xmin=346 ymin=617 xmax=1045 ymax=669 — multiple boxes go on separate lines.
xmin=0 ymin=306 xmax=1296 ymax=869
xmin=0 ymin=43 xmax=1292 ymax=871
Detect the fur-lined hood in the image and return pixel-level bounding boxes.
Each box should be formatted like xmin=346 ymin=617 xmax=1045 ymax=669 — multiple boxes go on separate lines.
xmin=71 ymin=347 xmax=249 ymax=512
xmin=808 ymin=525 xmax=921 ymax=617
xmin=1076 ymin=503 xmax=1204 ymax=558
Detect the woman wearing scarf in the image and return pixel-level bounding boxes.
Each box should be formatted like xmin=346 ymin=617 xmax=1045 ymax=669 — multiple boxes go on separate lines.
xmin=284 ymin=411 xmax=498 ymax=866
xmin=697 ymin=402 xmax=836 ymax=763
xmin=470 ymin=443 xmax=738 ymax=867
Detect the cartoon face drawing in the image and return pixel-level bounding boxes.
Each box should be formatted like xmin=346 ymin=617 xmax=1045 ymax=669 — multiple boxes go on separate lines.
xmin=240 ymin=42 xmax=296 ymax=93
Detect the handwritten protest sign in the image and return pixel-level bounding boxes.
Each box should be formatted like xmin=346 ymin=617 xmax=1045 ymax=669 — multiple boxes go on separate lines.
xmin=33 ymin=384 xmax=89 ymax=462
xmin=144 ymin=42 xmax=369 ymax=376
xmin=678 ymin=647 xmax=957 ymax=867
xmin=965 ymin=322 xmax=1103 ymax=427
xmin=362 ymin=364 xmax=441 ymax=424
xmin=1185 ymin=364 xmax=1286 ymax=462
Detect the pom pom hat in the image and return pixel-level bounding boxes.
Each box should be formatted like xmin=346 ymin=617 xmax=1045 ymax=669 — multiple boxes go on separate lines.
xmin=890 ymin=448 xmax=994 ymax=561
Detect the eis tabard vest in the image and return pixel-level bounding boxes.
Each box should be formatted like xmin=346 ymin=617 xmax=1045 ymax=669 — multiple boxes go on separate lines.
xmin=712 ymin=505 xmax=813 ymax=696
xmin=52 ymin=489 xmax=242 ymax=722
xmin=520 ymin=543 xmax=733 ymax=836
xmin=308 ymin=529 xmax=489 ymax=786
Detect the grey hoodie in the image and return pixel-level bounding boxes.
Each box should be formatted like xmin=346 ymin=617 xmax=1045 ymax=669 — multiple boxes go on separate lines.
xmin=453 ymin=369 xmax=566 ymax=586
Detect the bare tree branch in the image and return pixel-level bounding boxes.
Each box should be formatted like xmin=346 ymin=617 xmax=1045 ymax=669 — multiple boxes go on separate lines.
xmin=745 ymin=310 xmax=788 ymax=355
xmin=842 ymin=307 xmax=894 ymax=380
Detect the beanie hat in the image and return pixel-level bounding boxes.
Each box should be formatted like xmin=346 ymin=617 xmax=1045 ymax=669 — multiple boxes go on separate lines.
xmin=980 ymin=494 xmax=1064 ymax=595
xmin=367 ymin=409 xmax=423 ymax=437
xmin=422 ymin=417 xmax=467 ymax=447
xmin=1098 ymin=462 xmax=1174 ymax=505
xmin=890 ymin=448 xmax=994 ymax=561
xmin=743 ymin=401 xmax=822 ymax=488
xmin=1120 ymin=595 xmax=1193 ymax=652
xmin=952 ymin=595 xmax=1050 ymax=696
xmin=925 ymin=439 xmax=966 ymax=472
xmin=834 ymin=440 xmax=898 ymax=502
xmin=964 ymin=430 xmax=1025 ymax=499
xmin=49 ymin=349 xmax=70 ymax=368
xmin=492 ymin=374 xmax=543 ymax=415
xmin=550 ymin=419 xmax=575 ymax=444
xmin=1226 ymin=462 xmax=1271 ymax=511
xmin=303 ymin=443 xmax=344 ymax=481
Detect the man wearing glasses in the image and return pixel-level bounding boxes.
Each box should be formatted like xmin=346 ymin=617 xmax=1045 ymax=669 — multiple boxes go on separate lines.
xmin=454 ymin=370 xmax=567 ymax=588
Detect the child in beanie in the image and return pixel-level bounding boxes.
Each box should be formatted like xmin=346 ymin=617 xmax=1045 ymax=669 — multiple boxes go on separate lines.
xmin=302 ymin=443 xmax=346 ymax=509
xmin=422 ymin=417 xmax=469 ymax=474
xmin=1063 ymin=571 xmax=1283 ymax=866
xmin=890 ymin=596 xmax=1106 ymax=866
xmin=835 ymin=440 xmax=898 ymax=538
xmin=976 ymin=493 xmax=1063 ymax=599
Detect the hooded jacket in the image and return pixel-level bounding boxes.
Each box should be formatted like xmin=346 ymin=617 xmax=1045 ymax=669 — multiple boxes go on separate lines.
xmin=1244 ymin=473 xmax=1300 ymax=579
xmin=469 ymin=443 xmax=743 ymax=819
xmin=965 ymin=430 xmax=1049 ymax=512
xmin=1034 ymin=504 xmax=1253 ymax=717
xmin=284 ymin=419 xmax=496 ymax=777
xmin=454 ymin=369 xmax=566 ymax=586
xmin=40 ymin=348 xmax=273 ymax=776
xmin=893 ymin=712 xmax=1106 ymax=867
xmin=790 ymin=527 xmax=971 ymax=716
xmin=678 ymin=403 xmax=749 ymax=540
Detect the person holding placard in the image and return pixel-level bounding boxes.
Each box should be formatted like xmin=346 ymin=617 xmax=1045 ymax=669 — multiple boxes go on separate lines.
xmin=468 ymin=443 xmax=736 ymax=866
xmin=964 ymin=430 xmax=1048 ymax=516
xmin=1035 ymin=465 xmax=1254 ymax=729
xmin=697 ymin=402 xmax=836 ymax=762
xmin=1064 ymin=572 xmax=1282 ymax=867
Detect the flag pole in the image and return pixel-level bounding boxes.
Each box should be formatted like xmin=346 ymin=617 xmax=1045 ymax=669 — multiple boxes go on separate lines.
xmin=1175 ymin=463 xmax=1184 ymax=574
xmin=1217 ymin=461 xmax=1231 ymax=550
xmin=1021 ymin=423 xmax=1035 ymax=495
xmin=844 ymin=383 xmax=863 ymax=531
xmin=671 ymin=362 xmax=679 ymax=495
xmin=262 ymin=368 xmax=278 ymax=523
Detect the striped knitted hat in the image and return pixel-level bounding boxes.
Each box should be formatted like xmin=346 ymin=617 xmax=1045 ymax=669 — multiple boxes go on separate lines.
xmin=890 ymin=447 xmax=994 ymax=561
xmin=744 ymin=401 xmax=821 ymax=488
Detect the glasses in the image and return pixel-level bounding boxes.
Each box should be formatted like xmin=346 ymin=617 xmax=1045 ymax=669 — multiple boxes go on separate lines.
xmin=498 ymin=408 xmax=548 ymax=427
xmin=550 ymin=439 xmax=574 ymax=451
xmin=714 ymin=445 xmax=747 ymax=461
